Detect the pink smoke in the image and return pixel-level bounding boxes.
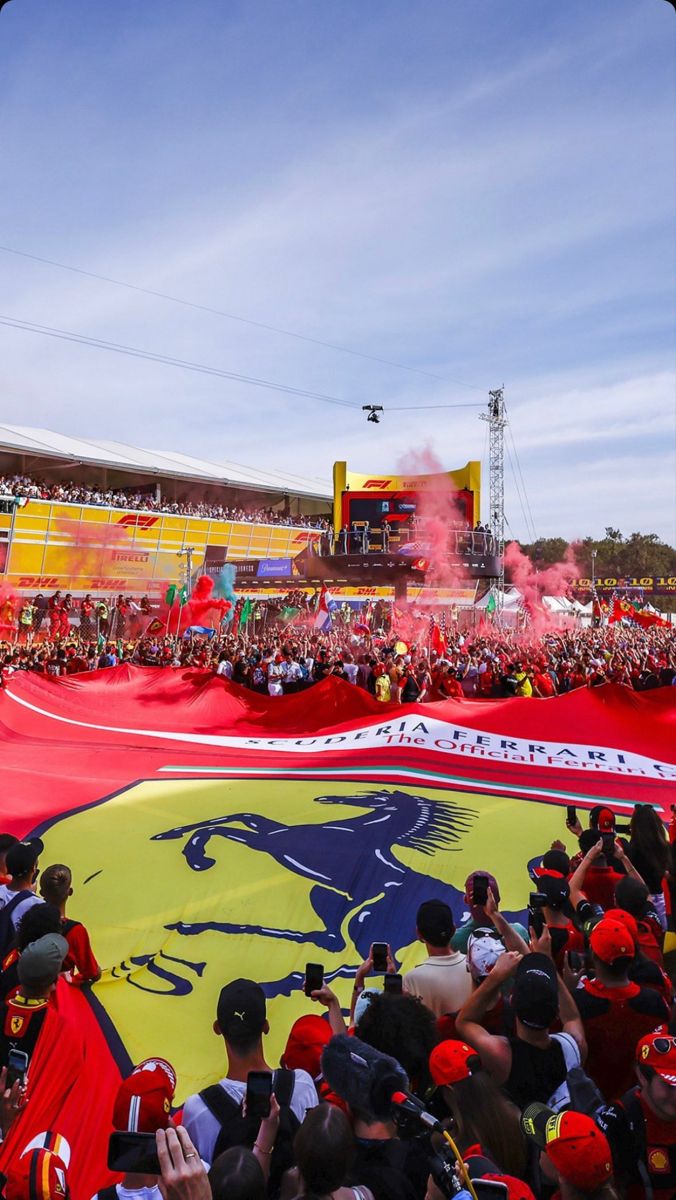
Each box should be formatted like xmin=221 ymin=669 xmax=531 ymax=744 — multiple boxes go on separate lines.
xmin=187 ymin=575 xmax=231 ymax=629
xmin=396 ymin=446 xmax=472 ymax=592
xmin=504 ymin=541 xmax=581 ymax=633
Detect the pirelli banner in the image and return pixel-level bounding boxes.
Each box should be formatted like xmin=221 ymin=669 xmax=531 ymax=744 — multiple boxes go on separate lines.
xmin=0 ymin=500 xmax=320 ymax=595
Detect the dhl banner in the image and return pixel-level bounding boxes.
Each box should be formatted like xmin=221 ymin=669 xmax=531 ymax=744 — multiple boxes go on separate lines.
xmin=0 ymin=499 xmax=320 ymax=595
xmin=1 ymin=669 xmax=674 ymax=1196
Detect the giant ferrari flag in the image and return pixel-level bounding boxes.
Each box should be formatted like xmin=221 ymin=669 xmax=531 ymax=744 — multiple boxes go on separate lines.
xmin=0 ymin=667 xmax=674 ymax=1196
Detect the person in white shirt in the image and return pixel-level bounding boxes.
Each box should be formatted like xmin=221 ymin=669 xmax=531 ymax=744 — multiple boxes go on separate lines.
xmin=182 ymin=978 xmax=317 ymax=1167
xmin=267 ymin=655 xmax=285 ymax=696
xmin=342 ymin=655 xmax=359 ymax=685
xmin=216 ymin=653 xmax=233 ymax=679
xmin=402 ymin=899 xmax=471 ymax=1018
xmin=282 ymin=656 xmax=303 ymax=693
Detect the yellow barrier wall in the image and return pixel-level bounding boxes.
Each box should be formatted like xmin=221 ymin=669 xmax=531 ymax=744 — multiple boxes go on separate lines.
xmin=0 ymin=501 xmax=320 ymax=595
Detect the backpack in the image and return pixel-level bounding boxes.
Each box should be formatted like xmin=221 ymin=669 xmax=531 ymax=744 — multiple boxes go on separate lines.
xmin=0 ymin=892 xmax=34 ymax=959
xmin=547 ymin=1031 xmax=582 ymax=1112
xmin=199 ymin=1069 xmax=300 ymax=1198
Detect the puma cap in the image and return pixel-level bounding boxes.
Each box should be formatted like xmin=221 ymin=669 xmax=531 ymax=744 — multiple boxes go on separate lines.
xmin=217 ymin=978 xmax=267 ymax=1040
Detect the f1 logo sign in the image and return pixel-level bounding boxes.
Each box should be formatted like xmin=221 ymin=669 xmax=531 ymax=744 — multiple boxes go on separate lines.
xmin=362 ymin=479 xmax=392 ymax=489
xmin=117 ymin=514 xmax=159 ymax=528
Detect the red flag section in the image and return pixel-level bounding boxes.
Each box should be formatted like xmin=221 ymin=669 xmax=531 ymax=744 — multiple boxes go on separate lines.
xmin=609 ymin=598 xmax=670 ymax=628
xmin=0 ymin=980 xmax=121 ymax=1200
xmin=0 ymin=667 xmax=674 ymax=1197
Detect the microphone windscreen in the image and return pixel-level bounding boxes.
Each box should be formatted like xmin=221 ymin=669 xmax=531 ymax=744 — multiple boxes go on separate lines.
xmin=320 ymin=1035 xmax=408 ymax=1120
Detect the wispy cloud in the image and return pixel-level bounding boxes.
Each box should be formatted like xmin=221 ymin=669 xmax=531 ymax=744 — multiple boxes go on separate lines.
xmin=0 ymin=0 xmax=674 ymax=542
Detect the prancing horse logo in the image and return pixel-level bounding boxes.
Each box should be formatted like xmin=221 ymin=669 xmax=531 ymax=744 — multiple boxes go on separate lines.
xmin=152 ymin=787 xmax=477 ymax=995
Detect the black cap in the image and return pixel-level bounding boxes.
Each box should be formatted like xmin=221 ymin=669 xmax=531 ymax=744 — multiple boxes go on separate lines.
xmin=5 ymin=838 xmax=43 ymax=878
xmin=217 ymin=978 xmax=266 ymax=1042
xmin=537 ymin=875 xmax=572 ymax=912
xmin=416 ymin=899 xmax=455 ymax=947
xmin=512 ymin=953 xmax=558 ymax=1029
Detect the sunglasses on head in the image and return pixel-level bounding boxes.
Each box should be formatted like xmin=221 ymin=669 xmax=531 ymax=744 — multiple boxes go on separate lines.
xmin=650 ymin=1037 xmax=676 ymax=1055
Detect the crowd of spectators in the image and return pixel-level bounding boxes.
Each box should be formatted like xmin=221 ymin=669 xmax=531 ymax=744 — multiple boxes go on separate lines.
xmin=0 ymin=800 xmax=675 ymax=1199
xmin=0 ymin=474 xmax=329 ymax=530
xmin=1 ymin=599 xmax=674 ymax=696
xmin=0 ymin=472 xmax=496 ymax=553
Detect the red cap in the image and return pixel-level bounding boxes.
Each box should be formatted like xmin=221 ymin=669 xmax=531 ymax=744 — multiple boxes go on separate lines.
xmin=112 ymin=1058 xmax=176 ymax=1133
xmin=429 ymin=1040 xmax=481 ymax=1086
xmin=604 ymin=908 xmax=639 ymax=943
xmin=590 ymin=917 xmax=635 ymax=965
xmin=597 ymin=807 xmax=616 ymax=833
xmin=521 ymin=1105 xmax=613 ymax=1189
xmin=281 ymin=1015 xmax=332 ymax=1078
xmin=5 ymin=1149 xmax=68 ymax=1199
xmin=482 ymin=1174 xmax=536 ymax=1200
xmin=636 ymin=1033 xmax=676 ymax=1085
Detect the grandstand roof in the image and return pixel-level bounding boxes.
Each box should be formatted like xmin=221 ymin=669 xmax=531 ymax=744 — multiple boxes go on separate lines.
xmin=0 ymin=425 xmax=331 ymax=500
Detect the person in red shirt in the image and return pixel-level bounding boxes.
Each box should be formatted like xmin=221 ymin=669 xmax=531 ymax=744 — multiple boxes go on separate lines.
xmin=532 ymin=669 xmax=556 ymax=698
xmin=39 ymin=864 xmax=100 ymax=984
xmin=569 ymin=833 xmax=645 ymax=913
xmin=598 ymin=1032 xmax=676 ymax=1200
xmin=573 ymin=918 xmax=669 ymax=1101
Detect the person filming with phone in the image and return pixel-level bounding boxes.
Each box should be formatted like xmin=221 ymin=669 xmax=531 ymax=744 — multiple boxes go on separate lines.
xmin=182 ymin=977 xmax=317 ymax=1187
xmin=93 ymin=1057 xmax=179 ymax=1199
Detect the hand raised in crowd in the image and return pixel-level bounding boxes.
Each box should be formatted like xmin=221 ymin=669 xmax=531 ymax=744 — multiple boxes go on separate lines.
xmin=310 ymin=983 xmax=348 ymax=1036
xmin=488 ymin=949 xmax=523 ymax=982
xmin=529 ymin=923 xmax=553 ymax=958
xmin=565 ymin=812 xmax=583 ymax=837
xmin=248 ymin=1093 xmax=280 ymax=1180
xmin=562 ymin=949 xmax=585 ymax=992
xmin=0 ymin=1065 xmax=25 ymax=1137
xmin=585 ymin=837 xmax=605 ymax=862
xmin=156 ymin=1126 xmax=210 ymax=1200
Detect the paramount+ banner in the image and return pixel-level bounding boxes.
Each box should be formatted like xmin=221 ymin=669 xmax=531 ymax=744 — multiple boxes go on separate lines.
xmin=1 ymin=668 xmax=674 ymax=1196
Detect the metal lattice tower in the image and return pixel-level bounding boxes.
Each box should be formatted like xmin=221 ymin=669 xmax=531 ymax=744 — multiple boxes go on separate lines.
xmin=480 ymin=388 xmax=507 ymax=615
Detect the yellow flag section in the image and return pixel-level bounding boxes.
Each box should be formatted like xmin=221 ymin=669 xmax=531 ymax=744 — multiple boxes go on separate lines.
xmin=39 ymin=775 xmax=571 ymax=1102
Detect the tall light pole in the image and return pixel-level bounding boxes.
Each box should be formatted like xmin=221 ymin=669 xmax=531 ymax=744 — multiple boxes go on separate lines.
xmin=480 ymin=388 xmax=507 ymax=619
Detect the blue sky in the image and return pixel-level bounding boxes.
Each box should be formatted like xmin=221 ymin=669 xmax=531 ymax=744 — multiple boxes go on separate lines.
xmin=1 ymin=0 xmax=674 ymax=542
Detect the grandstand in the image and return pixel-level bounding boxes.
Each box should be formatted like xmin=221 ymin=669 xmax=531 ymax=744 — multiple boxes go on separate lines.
xmin=0 ymin=426 xmax=332 ymax=598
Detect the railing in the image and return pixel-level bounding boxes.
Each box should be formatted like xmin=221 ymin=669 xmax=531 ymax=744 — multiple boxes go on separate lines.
xmin=324 ymin=528 xmax=497 ymax=557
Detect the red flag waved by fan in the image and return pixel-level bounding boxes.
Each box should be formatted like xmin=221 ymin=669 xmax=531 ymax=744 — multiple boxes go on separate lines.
xmin=431 ymin=621 xmax=446 ymax=657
